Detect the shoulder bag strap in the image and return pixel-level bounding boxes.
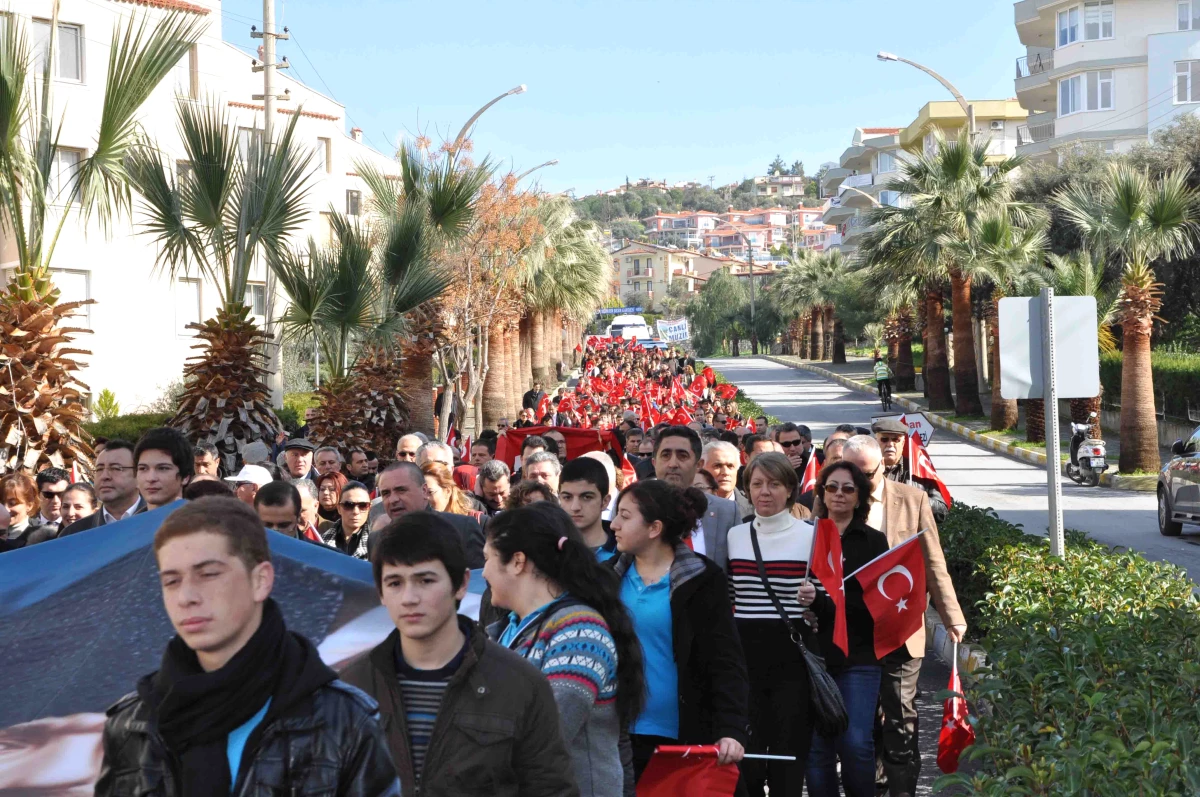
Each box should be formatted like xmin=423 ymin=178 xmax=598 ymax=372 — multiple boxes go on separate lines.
xmin=748 ymin=520 xmax=809 ymax=651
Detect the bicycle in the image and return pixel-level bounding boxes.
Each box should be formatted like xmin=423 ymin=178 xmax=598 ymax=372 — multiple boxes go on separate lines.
xmin=877 ymin=378 xmax=893 ymax=412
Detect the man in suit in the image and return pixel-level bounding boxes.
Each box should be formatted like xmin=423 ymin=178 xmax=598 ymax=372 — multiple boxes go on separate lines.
xmin=60 ymin=440 xmax=147 ymax=537
xmin=841 ymin=434 xmax=965 ymax=797
xmin=371 ymin=461 xmax=485 ymax=569
xmin=521 ymin=381 xmax=546 ymax=411
xmin=652 ymin=425 xmax=737 ymax=569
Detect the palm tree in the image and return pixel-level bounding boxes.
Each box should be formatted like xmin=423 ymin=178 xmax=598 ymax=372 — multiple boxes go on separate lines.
xmin=128 ymin=99 xmax=312 ymax=467
xmin=861 ymin=129 xmax=1032 ymax=416
xmin=1054 ymin=164 xmax=1198 ymax=472
xmin=877 ymin=278 xmax=922 ymax=391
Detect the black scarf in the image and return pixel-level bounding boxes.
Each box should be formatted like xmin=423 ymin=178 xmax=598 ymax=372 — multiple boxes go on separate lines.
xmin=138 ymin=599 xmax=336 ymax=796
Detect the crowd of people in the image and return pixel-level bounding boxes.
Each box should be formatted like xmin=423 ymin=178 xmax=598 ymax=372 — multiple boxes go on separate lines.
xmin=1 ymin=337 xmax=965 ymax=797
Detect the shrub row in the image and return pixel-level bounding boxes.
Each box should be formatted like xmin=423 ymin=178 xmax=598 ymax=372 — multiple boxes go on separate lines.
xmin=935 ymin=504 xmax=1200 ymax=794
xmin=1099 ymin=350 xmax=1200 ymax=419
xmin=704 ymin=365 xmax=779 ymax=426
xmin=83 ymin=412 xmax=172 ymax=444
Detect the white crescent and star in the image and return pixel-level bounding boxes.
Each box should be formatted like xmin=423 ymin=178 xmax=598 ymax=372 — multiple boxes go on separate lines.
xmin=877 ymin=565 xmax=914 ymax=608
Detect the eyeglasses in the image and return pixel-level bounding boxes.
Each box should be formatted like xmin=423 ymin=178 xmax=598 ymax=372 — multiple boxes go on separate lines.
xmin=94 ymin=465 xmax=132 ymax=475
xmin=820 ymin=482 xmax=857 ymax=495
xmin=262 ymin=521 xmax=298 ymax=532
xmin=41 ymin=490 xmax=65 ymax=500
xmin=340 ymin=501 xmax=371 ymax=511
xmin=395 ymin=452 xmax=417 ymax=460
xmin=780 ymin=439 xmax=806 ymax=448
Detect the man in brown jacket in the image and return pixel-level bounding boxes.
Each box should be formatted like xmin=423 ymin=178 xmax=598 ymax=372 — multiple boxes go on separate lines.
xmin=842 ymin=435 xmax=965 ymax=797
xmin=342 ymin=512 xmax=578 ymax=797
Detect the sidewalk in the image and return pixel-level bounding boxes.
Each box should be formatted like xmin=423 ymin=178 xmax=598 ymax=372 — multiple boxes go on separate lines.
xmin=763 ymin=355 xmax=1157 ymax=492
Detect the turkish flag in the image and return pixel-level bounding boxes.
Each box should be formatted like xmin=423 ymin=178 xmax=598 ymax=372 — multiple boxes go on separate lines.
xmin=689 ymin=374 xmax=707 ymax=395
xmin=537 ymin=394 xmax=550 ymax=419
xmin=908 ymin=431 xmax=952 ymax=507
xmin=799 ymin=448 xmax=819 ymax=493
xmin=640 ymin=394 xmax=661 ymax=430
xmin=702 ymin=366 xmax=715 ymax=385
xmin=574 ymin=344 xmax=582 ymax=353
xmin=494 ymin=427 xmax=619 ymax=472
xmin=636 ymin=746 xmax=739 ymax=797
xmin=849 ymin=534 xmax=927 ymax=659
xmin=746 ymin=417 xmax=756 ymax=433
xmin=714 ymin=384 xmax=738 ymax=400
xmin=937 ymin=659 xmax=975 ymax=773
xmin=808 ymin=519 xmax=847 ymax=656
xmin=669 ymin=407 xmax=692 ymax=425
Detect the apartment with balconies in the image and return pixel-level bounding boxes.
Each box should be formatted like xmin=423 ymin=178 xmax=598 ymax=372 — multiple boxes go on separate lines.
xmin=820 ymin=127 xmax=905 ymax=259
xmin=610 ymin=243 xmax=701 ymax=304
xmin=900 ymin=99 xmax=1028 ymax=158
xmin=1013 ymin=0 xmax=1200 ymax=160
xmin=641 ymin=210 xmax=721 ymax=248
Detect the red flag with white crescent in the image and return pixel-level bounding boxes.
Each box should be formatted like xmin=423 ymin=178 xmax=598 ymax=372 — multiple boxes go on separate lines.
xmin=807 ymin=519 xmax=847 ymax=656
xmin=848 ymin=533 xmax=927 ymax=659
xmin=908 ymin=430 xmax=952 ymax=507
xmin=799 ymin=449 xmax=819 ymax=494
xmin=937 ymin=657 xmax=976 ymax=773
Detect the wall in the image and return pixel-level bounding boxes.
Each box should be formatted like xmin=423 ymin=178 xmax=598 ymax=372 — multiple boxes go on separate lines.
xmin=1055 ymin=63 xmax=1149 ymax=136
xmin=1147 ymin=29 xmax=1200 ymax=132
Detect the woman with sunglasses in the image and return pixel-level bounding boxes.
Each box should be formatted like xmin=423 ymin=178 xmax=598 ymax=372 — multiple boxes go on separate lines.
xmin=321 ymin=480 xmax=373 ymax=559
xmin=315 ymin=471 xmax=348 ymax=528
xmin=805 ymin=460 xmax=889 ymax=797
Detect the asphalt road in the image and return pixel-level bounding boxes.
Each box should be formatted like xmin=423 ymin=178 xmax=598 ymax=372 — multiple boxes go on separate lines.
xmin=708 ymin=357 xmax=1200 ymax=582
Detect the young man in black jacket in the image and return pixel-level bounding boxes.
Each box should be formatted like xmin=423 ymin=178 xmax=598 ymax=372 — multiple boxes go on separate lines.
xmin=343 ymin=512 xmax=578 ymax=797
xmin=95 ymin=497 xmax=400 ymax=796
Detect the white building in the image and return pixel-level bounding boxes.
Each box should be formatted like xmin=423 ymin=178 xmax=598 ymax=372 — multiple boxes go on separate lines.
xmin=3 ymin=0 xmax=397 ymax=410
xmin=820 ymin=127 xmax=905 ymax=260
xmin=1014 ymin=0 xmax=1200 ymax=159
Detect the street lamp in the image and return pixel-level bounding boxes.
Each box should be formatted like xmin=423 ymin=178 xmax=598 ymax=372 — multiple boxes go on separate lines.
xmin=516 ymin=158 xmax=559 ymax=182
xmin=723 ymin=228 xmax=761 ymax=355
xmin=877 ymin=51 xmax=975 ymax=142
xmin=452 ymin=84 xmax=528 ymax=154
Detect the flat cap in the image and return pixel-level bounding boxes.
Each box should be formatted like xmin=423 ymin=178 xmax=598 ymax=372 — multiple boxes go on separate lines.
xmin=871 ymin=418 xmax=909 ymax=435
xmin=283 ymin=438 xmax=316 ymax=452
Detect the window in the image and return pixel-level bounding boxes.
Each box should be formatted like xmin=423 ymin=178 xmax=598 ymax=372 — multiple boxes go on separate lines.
xmin=346 ymin=189 xmax=361 ymax=216
xmin=633 ymin=259 xmax=641 ymax=275
xmin=1057 ymin=6 xmax=1079 ymax=46
xmin=1178 ymin=61 xmax=1200 ymax=103
xmin=48 ymin=148 xmax=82 ymax=202
xmin=1059 ymin=71 xmax=1113 ymax=115
xmin=316 ymin=137 xmax=331 ymax=173
xmin=176 ymin=160 xmax=192 ymax=185
xmin=33 ymin=20 xmax=83 ymax=81
xmin=1083 ymin=1 xmax=1113 ymax=40
xmin=1180 ymin=1 xmax=1200 ymax=30
xmin=237 ymin=127 xmax=263 ymax=162
xmin=879 ymin=190 xmax=902 ymax=207
xmin=877 ymin=151 xmax=896 ymax=174
xmin=175 ymin=278 xmax=202 ymax=335
xmin=246 ymin=283 xmax=267 ymax=317
xmin=172 ymin=45 xmax=195 ymax=98
xmin=633 ymin=281 xmax=640 ymax=292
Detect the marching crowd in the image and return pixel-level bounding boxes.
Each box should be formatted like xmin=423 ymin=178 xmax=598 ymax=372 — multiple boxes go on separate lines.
xmin=1 ymin=337 xmax=965 ymax=797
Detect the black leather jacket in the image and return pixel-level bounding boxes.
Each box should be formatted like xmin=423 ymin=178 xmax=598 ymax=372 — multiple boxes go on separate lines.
xmin=95 ymin=679 xmax=401 ymax=796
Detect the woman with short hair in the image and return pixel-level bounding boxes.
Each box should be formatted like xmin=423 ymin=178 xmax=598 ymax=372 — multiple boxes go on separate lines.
xmin=421 ymin=461 xmax=481 ymax=519
xmin=59 ymin=483 xmax=99 ymax=527
xmin=505 ymin=479 xmax=558 ymax=510
xmin=314 ymin=471 xmax=348 ymax=528
xmin=320 ymin=480 xmax=372 ymax=559
xmin=1 ymin=473 xmax=40 ymax=548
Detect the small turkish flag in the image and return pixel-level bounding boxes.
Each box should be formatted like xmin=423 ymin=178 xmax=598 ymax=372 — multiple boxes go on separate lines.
xmin=808 ymin=519 xmax=847 ymax=656
xmin=937 ymin=657 xmax=975 ymax=773
xmin=849 ymin=533 xmax=927 ymax=659
xmin=908 ymin=431 xmax=952 ymax=507
xmin=636 ymin=746 xmax=739 ymax=797
xmin=689 ymin=374 xmax=707 ymax=395
xmin=799 ymin=449 xmax=819 ymax=494
xmin=537 ymin=394 xmax=550 ymax=419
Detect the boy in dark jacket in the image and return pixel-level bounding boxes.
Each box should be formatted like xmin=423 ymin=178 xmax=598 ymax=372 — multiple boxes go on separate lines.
xmin=342 ymin=511 xmax=579 ymax=797
xmin=96 ymin=497 xmax=400 ymax=797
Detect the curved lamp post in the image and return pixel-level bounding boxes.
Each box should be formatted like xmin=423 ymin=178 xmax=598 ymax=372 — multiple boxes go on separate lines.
xmin=452 ymin=84 xmax=527 ymax=154
xmin=516 ymin=159 xmax=559 ymax=182
xmin=877 ymin=52 xmax=975 ymax=142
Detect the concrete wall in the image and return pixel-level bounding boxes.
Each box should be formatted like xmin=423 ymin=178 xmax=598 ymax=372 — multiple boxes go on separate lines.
xmin=1147 ymin=29 xmax=1200 ymax=132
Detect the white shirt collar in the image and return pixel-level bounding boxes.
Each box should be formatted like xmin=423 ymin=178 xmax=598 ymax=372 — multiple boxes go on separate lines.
xmin=103 ymin=497 xmax=142 ymax=525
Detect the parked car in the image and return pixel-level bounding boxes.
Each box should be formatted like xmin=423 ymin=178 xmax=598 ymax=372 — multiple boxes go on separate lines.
xmin=1158 ymin=424 xmax=1200 ymax=536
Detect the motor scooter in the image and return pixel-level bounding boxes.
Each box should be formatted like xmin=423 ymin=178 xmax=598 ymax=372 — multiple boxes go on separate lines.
xmin=1066 ymin=412 xmax=1107 ymax=487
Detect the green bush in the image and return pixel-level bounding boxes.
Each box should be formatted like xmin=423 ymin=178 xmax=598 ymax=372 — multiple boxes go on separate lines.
xmin=93 ymin=389 xmax=120 ymax=421
xmin=704 ymin=364 xmax=780 ymax=425
xmin=935 ymin=504 xmax=1200 ymax=794
xmin=1099 ymin=350 xmax=1200 ymax=418
xmin=83 ymin=412 xmax=172 ymax=443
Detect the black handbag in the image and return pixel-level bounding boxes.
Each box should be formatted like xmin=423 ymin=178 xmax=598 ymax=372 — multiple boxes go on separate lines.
xmin=749 ymin=521 xmax=849 ymax=738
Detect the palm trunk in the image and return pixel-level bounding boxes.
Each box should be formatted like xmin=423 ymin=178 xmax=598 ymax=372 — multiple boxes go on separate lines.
xmin=810 ymin=308 xmax=824 ymax=362
xmin=500 ymin=325 xmax=514 ymax=419
xmin=925 ymin=288 xmax=954 ymax=410
xmin=520 ymin=314 xmax=532 ymax=394
xmin=950 ymin=270 xmax=983 ymax=416
xmin=822 ymin=306 xmax=834 ymax=360
xmin=894 ymin=308 xmax=915 ymax=391
xmin=402 ymin=341 xmax=435 ymax=436
xmin=1070 ymin=395 xmax=1103 ymax=439
xmin=531 ymin=310 xmax=548 ymax=385
xmin=989 ymin=297 xmax=1018 ymax=430
xmin=550 ymin=309 xmax=563 ymax=380
xmin=1025 ymin=398 xmax=1046 ymax=443
xmin=508 ymin=323 xmax=521 ymax=417
xmin=1119 ymin=311 xmax=1159 ymax=473
xmin=831 ymin=315 xmax=846 ymax=364
xmin=731 ymin=336 xmax=740 ymax=357
xmin=482 ymin=322 xmax=506 ymax=429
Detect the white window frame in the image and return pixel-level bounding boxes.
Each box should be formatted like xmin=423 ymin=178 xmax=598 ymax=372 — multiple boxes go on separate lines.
xmin=1176 ymin=60 xmax=1200 ymax=103
xmin=1057 ymin=6 xmax=1079 ymax=47
xmin=1179 ymin=1 xmax=1200 ymax=30
xmin=175 ymin=278 xmax=202 ymax=336
xmin=1059 ymin=71 xmax=1114 ymax=115
xmin=876 ymin=150 xmax=896 ymax=174
xmin=172 ymin=44 xmax=196 ymax=98
xmin=237 ymin=127 xmax=263 ymax=163
xmin=316 ymin=137 xmax=331 ymax=173
xmin=1059 ymin=2 xmax=1113 ymax=46
xmin=345 ymin=189 xmax=361 ymax=216
xmin=33 ymin=19 xmax=84 ymax=82
xmin=48 ymin=147 xmax=84 ymax=204
xmin=1083 ymin=1 xmax=1114 ymax=40
xmin=246 ymin=282 xmax=267 ymax=319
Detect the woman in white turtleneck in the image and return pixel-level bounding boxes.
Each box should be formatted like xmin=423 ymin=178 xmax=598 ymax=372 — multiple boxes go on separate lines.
xmin=725 ymin=452 xmax=826 ymax=796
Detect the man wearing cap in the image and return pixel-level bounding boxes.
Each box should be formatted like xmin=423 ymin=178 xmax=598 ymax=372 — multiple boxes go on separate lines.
xmin=282 ymin=438 xmax=319 ymax=480
xmin=873 ymin=418 xmax=948 ymax=523
xmin=225 ymin=464 xmax=273 ymax=506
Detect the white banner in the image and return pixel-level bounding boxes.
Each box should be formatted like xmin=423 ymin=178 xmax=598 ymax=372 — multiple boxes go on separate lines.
xmin=656 ymin=317 xmax=689 ymax=342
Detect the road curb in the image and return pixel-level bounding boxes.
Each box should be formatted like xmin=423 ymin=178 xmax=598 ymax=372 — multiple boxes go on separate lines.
xmin=760 ymin=355 xmax=1155 ymax=493
xmin=925 ymin=610 xmax=987 ymax=686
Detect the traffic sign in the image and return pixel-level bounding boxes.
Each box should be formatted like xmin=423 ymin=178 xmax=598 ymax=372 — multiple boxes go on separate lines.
xmin=871 ymin=412 xmax=935 ymax=446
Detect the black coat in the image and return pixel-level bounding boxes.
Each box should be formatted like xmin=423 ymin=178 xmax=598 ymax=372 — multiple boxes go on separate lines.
xmin=366 ymin=509 xmax=485 ymax=569
xmin=59 ymin=499 xmax=148 ymax=537
xmin=811 ymin=518 xmax=890 ymax=670
xmin=95 ymin=680 xmax=400 ymax=796
xmin=523 ymin=389 xmax=547 ymax=410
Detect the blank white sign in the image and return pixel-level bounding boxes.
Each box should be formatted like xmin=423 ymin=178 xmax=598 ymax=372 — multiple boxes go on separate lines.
xmin=999 ymin=295 xmax=1100 ymax=400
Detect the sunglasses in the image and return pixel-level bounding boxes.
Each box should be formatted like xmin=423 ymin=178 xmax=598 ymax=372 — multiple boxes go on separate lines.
xmin=340 ymin=501 xmax=371 ymax=511
xmin=820 ymin=483 xmax=857 ymax=495
xmin=41 ymin=490 xmax=65 ymax=500
xmin=780 ymin=439 xmax=806 ymax=448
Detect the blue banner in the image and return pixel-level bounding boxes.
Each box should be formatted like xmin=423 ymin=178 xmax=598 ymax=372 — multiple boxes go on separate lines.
xmin=595 ymin=306 xmax=643 ymax=316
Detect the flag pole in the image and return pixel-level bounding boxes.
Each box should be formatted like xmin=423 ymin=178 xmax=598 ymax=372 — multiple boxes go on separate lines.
xmin=844 ymin=529 xmax=927 ymax=581
xmin=803 ymin=521 xmax=818 ymax=585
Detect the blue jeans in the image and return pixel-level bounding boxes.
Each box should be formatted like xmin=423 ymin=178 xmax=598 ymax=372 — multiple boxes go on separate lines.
xmin=806 ymin=665 xmax=882 ymax=797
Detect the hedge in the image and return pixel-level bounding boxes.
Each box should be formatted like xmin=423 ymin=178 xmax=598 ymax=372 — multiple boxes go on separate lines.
xmin=936 ymin=504 xmax=1200 ymax=794
xmin=703 ymin=364 xmax=780 ymax=425
xmin=1099 ymin=350 xmax=1200 ymax=419
xmin=83 ymin=412 xmax=172 ymax=443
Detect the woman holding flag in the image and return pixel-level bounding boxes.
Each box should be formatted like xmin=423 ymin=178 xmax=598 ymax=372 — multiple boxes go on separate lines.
xmin=805 ymin=461 xmax=890 ymax=797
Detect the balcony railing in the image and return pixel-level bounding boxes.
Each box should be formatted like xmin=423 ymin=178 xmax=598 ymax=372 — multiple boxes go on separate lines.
xmin=1016 ymin=121 xmax=1055 ymax=146
xmin=843 ymin=173 xmax=873 ymax=189
xmin=1015 ymin=53 xmax=1052 ymax=79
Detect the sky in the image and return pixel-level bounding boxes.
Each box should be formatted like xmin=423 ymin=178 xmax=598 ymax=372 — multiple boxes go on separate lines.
xmin=219 ymin=0 xmax=1024 ymax=196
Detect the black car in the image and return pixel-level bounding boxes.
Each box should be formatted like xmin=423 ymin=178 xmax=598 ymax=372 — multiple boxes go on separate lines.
xmin=1158 ymin=424 xmax=1200 ymax=536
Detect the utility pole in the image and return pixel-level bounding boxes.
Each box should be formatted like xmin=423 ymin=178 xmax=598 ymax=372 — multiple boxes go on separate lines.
xmin=747 ymin=240 xmax=757 ymax=355
xmin=252 ymin=0 xmax=289 ymax=407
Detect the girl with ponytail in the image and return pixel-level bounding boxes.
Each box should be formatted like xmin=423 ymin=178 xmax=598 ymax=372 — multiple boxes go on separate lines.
xmin=608 ymin=479 xmax=751 ymax=784
xmin=484 ymin=502 xmax=645 ymax=797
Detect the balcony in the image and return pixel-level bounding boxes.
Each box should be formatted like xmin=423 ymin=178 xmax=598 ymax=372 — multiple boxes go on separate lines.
xmin=1015 ymin=52 xmax=1052 ymax=79
xmin=842 ymin=173 xmax=873 ymax=190
xmin=1016 ymin=121 xmax=1055 ymax=146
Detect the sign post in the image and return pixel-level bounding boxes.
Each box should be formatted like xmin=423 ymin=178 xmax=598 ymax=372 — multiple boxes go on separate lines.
xmin=999 ymin=292 xmax=1099 ymax=557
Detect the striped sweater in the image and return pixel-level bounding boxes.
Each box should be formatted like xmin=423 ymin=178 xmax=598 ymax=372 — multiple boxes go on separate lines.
xmin=726 ymin=511 xmax=826 ymax=671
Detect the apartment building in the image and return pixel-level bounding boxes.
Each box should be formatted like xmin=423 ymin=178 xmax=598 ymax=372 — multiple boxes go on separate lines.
xmin=611 ymin=243 xmax=700 ymax=303
xmin=900 ymin=99 xmax=1028 ymax=158
xmin=1013 ymin=0 xmax=1200 ymax=160
xmin=754 ymin=173 xmax=808 ymax=198
xmin=820 ymin=127 xmax=903 ymax=259
xmin=642 ymin=210 xmax=722 ymax=248
xmin=4 ymin=0 xmax=397 ymax=409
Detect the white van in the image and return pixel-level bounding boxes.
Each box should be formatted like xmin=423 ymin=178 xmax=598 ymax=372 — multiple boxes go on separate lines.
xmin=607 ymin=314 xmax=652 ymax=341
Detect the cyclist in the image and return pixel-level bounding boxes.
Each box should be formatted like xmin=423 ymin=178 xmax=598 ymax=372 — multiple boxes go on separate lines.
xmin=873 ymin=356 xmax=893 ymax=407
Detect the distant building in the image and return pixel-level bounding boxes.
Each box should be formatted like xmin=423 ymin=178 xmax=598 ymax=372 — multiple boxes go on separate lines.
xmin=610 ymin=242 xmax=701 ymax=304
xmin=754 ymin=172 xmax=809 ymax=198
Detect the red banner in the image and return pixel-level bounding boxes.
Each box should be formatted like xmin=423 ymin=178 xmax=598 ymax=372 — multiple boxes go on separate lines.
xmin=636 ymin=746 xmax=739 ymax=797
xmin=937 ymin=658 xmax=975 ymax=773
xmin=808 ymin=518 xmax=847 ymax=656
